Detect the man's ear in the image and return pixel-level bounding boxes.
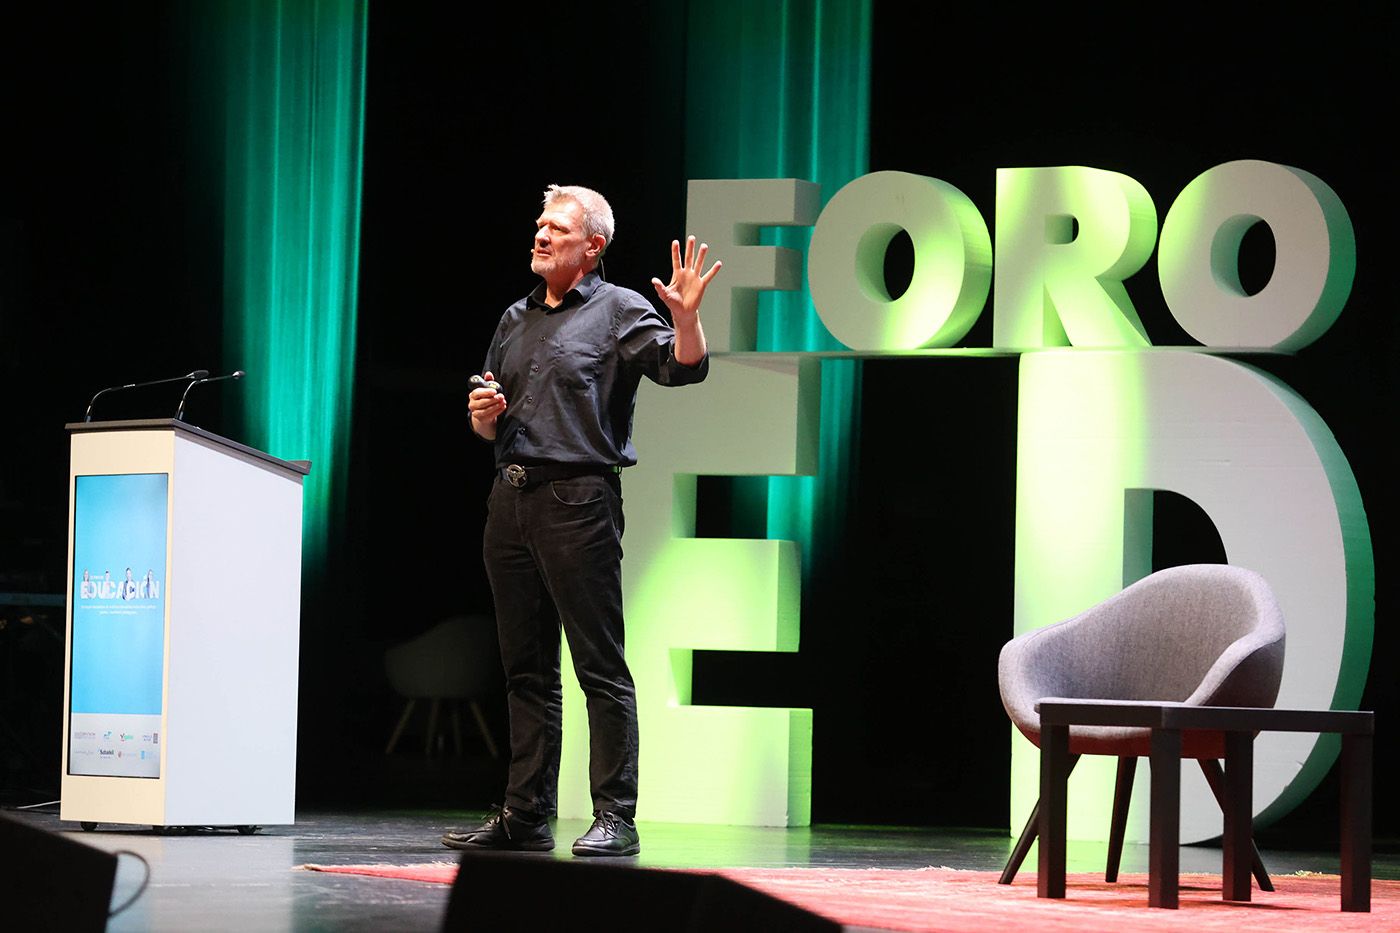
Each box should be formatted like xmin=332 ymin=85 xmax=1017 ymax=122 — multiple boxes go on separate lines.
xmin=587 ymin=234 xmax=606 ymax=259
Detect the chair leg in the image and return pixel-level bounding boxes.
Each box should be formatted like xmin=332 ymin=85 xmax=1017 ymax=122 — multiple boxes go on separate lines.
xmin=1000 ymin=799 xmax=1041 ymax=885
xmin=469 ymin=700 xmax=501 ymax=759
xmin=1106 ymin=757 xmax=1138 ymax=882
xmin=385 ymin=698 xmax=416 ymax=755
xmin=1197 ymin=758 xmax=1274 ymax=892
xmin=1000 ymin=753 xmax=1080 ymax=884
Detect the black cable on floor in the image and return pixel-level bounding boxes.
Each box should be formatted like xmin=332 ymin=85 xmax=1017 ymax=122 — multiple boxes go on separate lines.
xmin=108 ymin=850 xmax=151 ymax=918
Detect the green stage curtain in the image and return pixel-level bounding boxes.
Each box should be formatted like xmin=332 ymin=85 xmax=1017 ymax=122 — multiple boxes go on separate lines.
xmin=685 ymin=0 xmax=872 ymax=577
xmin=221 ymin=0 xmax=368 ymax=567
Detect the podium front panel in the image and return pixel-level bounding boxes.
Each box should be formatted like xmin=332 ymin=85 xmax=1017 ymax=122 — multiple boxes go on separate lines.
xmin=62 ymin=430 xmax=176 ymax=825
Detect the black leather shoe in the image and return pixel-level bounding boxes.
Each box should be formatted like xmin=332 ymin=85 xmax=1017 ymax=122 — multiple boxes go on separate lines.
xmin=571 ymin=811 xmax=640 ymax=857
xmin=442 ymin=806 xmax=554 ymax=852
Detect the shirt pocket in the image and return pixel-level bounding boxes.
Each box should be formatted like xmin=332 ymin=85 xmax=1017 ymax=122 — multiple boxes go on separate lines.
xmin=549 ymin=338 xmax=607 ymax=393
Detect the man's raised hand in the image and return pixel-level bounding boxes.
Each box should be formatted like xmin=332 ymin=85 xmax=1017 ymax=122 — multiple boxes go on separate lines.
xmin=651 ymin=235 xmax=722 ymax=321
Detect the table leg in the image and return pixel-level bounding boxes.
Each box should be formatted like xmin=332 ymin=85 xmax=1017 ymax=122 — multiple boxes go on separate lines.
xmin=1148 ymin=728 xmax=1180 ymax=909
xmin=1038 ymin=723 xmax=1069 ymax=899
xmin=1222 ymin=732 xmax=1253 ymax=902
xmin=1340 ymin=732 xmax=1372 ymax=912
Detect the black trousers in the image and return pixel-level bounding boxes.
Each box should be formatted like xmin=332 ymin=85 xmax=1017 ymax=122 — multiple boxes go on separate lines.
xmin=482 ymin=472 xmax=638 ymax=818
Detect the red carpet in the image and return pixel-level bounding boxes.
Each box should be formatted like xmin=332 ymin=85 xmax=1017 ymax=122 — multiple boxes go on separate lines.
xmin=300 ymin=863 xmax=1399 ymax=931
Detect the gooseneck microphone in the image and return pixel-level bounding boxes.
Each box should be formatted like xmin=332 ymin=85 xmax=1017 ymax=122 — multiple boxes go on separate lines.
xmin=176 ymin=370 xmax=246 ymax=422
xmin=84 ymin=370 xmax=210 ymax=422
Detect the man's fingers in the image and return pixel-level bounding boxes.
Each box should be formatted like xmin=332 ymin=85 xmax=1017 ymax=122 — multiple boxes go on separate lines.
xmin=663 ymin=236 xmax=721 ymax=302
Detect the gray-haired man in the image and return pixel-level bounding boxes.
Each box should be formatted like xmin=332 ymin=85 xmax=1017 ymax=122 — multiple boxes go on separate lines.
xmin=444 ymin=185 xmax=720 ymax=857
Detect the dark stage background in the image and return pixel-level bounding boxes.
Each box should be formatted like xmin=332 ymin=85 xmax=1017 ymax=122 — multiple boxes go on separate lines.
xmin=1 ymin=4 xmax=1393 ymax=848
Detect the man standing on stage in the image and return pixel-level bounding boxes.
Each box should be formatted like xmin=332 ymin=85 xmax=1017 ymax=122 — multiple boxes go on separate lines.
xmin=443 ymin=184 xmax=721 ymax=857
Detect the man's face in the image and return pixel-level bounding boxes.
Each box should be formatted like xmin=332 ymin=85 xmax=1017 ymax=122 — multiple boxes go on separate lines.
xmin=530 ymin=199 xmax=595 ymax=279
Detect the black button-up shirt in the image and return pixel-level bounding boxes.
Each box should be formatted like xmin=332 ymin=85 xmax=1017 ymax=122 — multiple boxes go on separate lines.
xmin=481 ymin=270 xmax=708 ymax=469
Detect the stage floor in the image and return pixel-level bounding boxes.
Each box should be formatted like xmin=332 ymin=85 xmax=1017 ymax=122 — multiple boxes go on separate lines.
xmin=7 ymin=807 xmax=1399 ymax=931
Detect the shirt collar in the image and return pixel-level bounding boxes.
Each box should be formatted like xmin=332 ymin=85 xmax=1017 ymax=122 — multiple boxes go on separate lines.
xmin=525 ymin=269 xmax=604 ymax=312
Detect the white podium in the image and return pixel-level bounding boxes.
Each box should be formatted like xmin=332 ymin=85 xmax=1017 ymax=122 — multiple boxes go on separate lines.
xmin=59 ymin=419 xmax=308 ymax=829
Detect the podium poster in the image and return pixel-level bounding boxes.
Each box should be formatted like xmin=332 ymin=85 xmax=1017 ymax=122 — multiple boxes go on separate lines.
xmin=68 ymin=472 xmax=168 ymax=779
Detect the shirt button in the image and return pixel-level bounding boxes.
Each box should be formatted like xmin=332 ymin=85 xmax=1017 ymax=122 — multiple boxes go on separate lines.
xmin=538 ymin=336 xmax=545 ymax=342
xmin=517 ymin=428 xmax=525 ymax=435
xmin=525 ymin=396 xmax=533 ymax=404
xmin=531 ymin=363 xmax=540 ymax=373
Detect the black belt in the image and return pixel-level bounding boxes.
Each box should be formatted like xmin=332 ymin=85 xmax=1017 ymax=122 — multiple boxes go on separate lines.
xmin=500 ymin=462 xmax=620 ymax=489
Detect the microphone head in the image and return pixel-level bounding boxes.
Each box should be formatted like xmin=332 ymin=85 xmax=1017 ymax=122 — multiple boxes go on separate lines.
xmin=232 ymin=370 xmax=246 ymax=379
xmin=189 ymin=369 xmax=211 ymax=379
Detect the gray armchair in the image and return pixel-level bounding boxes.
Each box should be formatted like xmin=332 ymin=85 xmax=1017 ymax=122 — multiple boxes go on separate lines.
xmin=997 ymin=563 xmax=1286 ymax=886
xmin=384 ymin=614 xmax=504 ymax=759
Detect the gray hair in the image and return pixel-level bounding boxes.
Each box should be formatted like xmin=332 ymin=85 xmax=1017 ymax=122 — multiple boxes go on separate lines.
xmin=543 ymin=184 xmax=615 ymax=255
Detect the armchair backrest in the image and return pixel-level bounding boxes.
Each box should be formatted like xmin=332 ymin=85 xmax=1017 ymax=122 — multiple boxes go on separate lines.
xmin=999 ymin=564 xmax=1286 ymax=738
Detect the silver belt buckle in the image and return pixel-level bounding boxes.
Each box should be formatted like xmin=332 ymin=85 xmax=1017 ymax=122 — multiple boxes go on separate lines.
xmin=505 ymin=464 xmax=528 ymax=488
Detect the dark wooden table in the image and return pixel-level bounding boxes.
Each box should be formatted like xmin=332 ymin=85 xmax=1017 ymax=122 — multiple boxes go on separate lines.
xmin=1035 ymin=699 xmax=1373 ymax=911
